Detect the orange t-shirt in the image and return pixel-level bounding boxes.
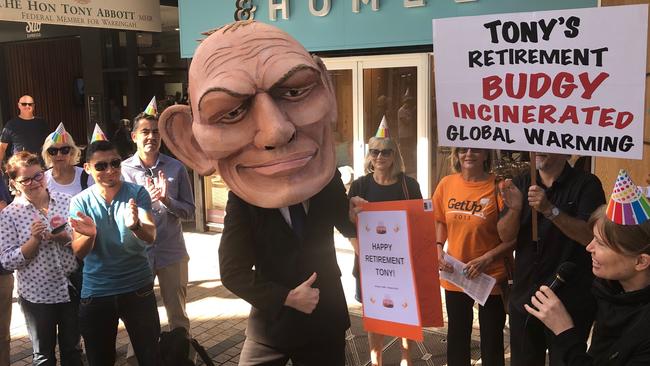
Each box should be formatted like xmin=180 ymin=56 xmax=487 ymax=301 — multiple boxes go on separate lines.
xmin=432 ymin=173 xmax=507 ymax=293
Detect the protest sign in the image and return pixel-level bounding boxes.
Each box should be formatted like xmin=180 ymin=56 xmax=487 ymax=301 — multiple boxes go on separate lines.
xmin=357 ymin=199 xmax=443 ymax=340
xmin=433 ymin=5 xmax=648 ymax=159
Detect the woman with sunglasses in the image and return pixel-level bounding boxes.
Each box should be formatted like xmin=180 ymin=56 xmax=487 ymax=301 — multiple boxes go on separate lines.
xmin=432 ymin=147 xmax=512 ymax=366
xmin=0 ymin=151 xmax=87 ymax=365
xmin=41 ymin=124 xmax=94 ymax=197
xmin=526 ymin=185 xmax=650 ymax=366
xmin=348 ymin=122 xmax=422 ymax=366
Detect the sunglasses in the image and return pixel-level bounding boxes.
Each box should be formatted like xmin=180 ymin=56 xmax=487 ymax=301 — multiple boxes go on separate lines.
xmin=46 ymin=146 xmax=71 ymax=156
xmin=19 ymin=102 xmax=34 ymax=107
xmin=457 ymin=147 xmax=486 ymax=154
xmin=16 ymin=171 xmax=44 ymax=186
xmin=369 ymin=149 xmax=393 ymax=158
xmin=93 ymin=159 xmax=122 ymax=172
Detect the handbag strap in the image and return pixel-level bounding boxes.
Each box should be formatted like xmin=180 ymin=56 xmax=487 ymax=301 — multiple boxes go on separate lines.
xmin=401 ymin=173 xmax=410 ymax=200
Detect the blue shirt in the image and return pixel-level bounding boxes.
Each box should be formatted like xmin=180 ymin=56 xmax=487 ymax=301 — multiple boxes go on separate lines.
xmin=70 ymin=182 xmax=153 ymax=298
xmin=121 ymin=154 xmax=195 ymax=269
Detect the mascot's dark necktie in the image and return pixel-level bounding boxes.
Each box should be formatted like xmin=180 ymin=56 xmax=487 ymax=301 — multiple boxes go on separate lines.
xmin=289 ymin=203 xmax=306 ymax=241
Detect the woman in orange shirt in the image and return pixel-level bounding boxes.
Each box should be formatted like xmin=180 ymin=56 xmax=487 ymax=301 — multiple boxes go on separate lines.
xmin=432 ymin=147 xmax=514 ymax=366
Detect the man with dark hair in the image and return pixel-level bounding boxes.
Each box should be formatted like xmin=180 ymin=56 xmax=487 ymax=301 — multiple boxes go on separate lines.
xmin=0 ymin=95 xmax=49 ymax=163
xmin=498 ymin=153 xmax=605 ymax=366
xmin=70 ymin=140 xmax=161 ymax=366
xmin=122 ymin=112 xmax=195 ymax=334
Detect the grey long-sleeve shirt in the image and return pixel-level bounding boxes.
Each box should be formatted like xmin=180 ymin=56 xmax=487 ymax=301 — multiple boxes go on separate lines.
xmin=122 ymin=153 xmax=195 ymax=269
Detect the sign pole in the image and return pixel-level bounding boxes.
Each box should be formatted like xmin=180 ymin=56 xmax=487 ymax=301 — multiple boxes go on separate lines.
xmin=530 ymin=152 xmax=538 ymax=241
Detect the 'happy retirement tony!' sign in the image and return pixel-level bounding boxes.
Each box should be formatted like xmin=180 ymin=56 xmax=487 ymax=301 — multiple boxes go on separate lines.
xmin=433 ymin=5 xmax=648 ymax=159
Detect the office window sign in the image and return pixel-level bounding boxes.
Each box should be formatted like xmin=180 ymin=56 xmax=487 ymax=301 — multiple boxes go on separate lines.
xmin=0 ymin=0 xmax=161 ymax=32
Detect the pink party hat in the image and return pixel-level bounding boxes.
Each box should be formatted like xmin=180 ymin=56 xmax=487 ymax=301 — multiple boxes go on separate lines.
xmin=143 ymin=96 xmax=157 ymax=116
xmin=375 ymin=116 xmax=390 ymax=138
xmin=606 ymin=169 xmax=650 ymax=225
xmin=90 ymin=124 xmax=108 ymax=143
xmin=47 ymin=122 xmax=69 ymax=144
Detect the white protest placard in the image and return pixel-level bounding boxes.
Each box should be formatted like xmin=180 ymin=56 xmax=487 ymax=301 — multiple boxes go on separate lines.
xmin=358 ymin=210 xmax=420 ymax=328
xmin=433 ymin=5 xmax=648 ymax=159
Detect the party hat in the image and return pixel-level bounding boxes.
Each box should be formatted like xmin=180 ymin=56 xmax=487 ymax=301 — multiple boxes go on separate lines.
xmin=143 ymin=96 xmax=157 ymax=116
xmin=606 ymin=169 xmax=650 ymax=225
xmin=90 ymin=124 xmax=108 ymax=143
xmin=375 ymin=116 xmax=390 ymax=138
xmin=47 ymin=122 xmax=69 ymax=144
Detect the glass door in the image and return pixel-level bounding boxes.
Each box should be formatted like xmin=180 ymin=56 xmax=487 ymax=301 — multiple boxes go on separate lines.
xmin=322 ymin=59 xmax=360 ymax=188
xmin=323 ymin=54 xmax=431 ymax=197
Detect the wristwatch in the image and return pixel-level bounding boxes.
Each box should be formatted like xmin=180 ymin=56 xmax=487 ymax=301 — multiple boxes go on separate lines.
xmin=545 ymin=206 xmax=560 ymax=220
xmin=128 ymin=219 xmax=142 ymax=231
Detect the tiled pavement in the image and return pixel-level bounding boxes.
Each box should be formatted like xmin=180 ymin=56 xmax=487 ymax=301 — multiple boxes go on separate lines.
xmin=8 ymin=229 xmax=510 ymax=365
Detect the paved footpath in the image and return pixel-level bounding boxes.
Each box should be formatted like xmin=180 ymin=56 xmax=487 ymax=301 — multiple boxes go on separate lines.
xmin=8 ymin=229 xmax=510 ymax=365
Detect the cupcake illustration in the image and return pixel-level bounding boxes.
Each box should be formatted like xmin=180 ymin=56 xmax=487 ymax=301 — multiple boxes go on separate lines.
xmin=376 ymin=221 xmax=387 ymax=234
xmin=382 ymin=295 xmax=394 ymax=308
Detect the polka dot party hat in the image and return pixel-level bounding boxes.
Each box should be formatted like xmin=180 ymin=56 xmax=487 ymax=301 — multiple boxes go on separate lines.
xmin=47 ymin=122 xmax=69 ymax=144
xmin=606 ymin=169 xmax=650 ymax=225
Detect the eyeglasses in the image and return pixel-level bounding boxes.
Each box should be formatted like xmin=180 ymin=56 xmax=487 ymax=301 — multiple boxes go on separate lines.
xmin=19 ymin=102 xmax=34 ymax=107
xmin=93 ymin=159 xmax=122 ymax=172
xmin=16 ymin=171 xmax=44 ymax=186
xmin=144 ymin=168 xmax=155 ymax=178
xmin=369 ymin=149 xmax=394 ymax=158
xmin=46 ymin=146 xmax=72 ymax=156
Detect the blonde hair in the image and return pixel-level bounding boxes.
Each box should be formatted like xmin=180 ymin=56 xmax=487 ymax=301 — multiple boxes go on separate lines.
xmin=450 ymin=147 xmax=494 ymax=173
xmin=588 ymin=205 xmax=650 ymax=256
xmin=364 ymin=137 xmax=405 ymax=178
xmin=41 ymin=133 xmax=81 ymax=168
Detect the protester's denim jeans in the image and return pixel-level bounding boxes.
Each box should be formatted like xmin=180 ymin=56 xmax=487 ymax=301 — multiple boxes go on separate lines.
xmin=79 ymin=283 xmax=160 ymax=366
xmin=19 ymin=297 xmax=83 ymax=366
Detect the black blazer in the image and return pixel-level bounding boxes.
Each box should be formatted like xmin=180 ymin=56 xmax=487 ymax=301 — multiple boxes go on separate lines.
xmin=219 ymin=171 xmax=356 ymax=347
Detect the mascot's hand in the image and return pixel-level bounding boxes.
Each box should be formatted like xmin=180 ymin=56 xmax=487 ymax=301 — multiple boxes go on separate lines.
xmin=284 ymin=272 xmax=319 ymax=314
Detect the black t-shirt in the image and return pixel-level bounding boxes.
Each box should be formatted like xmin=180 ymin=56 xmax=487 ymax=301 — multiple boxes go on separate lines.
xmin=1 ymin=117 xmax=49 ymax=157
xmin=348 ymin=173 xmax=423 ymax=202
xmin=510 ymin=163 xmax=605 ymax=314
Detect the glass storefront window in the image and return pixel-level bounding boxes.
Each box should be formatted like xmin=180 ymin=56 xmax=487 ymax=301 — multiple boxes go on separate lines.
xmin=328 ymin=69 xmax=355 ymax=187
xmin=363 ymin=67 xmax=418 ymax=178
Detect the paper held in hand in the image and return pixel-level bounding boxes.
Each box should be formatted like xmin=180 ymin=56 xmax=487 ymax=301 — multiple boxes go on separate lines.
xmin=439 ymin=254 xmax=496 ymax=306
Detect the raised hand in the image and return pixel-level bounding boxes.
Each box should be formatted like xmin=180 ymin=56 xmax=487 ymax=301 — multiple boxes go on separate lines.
xmin=144 ymin=177 xmax=162 ymax=203
xmin=284 ymin=272 xmax=320 ymax=314
xmin=69 ymin=211 xmax=96 ymax=237
xmin=156 ymin=170 xmax=169 ymax=204
xmin=124 ymin=198 xmax=140 ymax=229
xmin=500 ymin=179 xmax=523 ymax=212
xmin=528 ymin=185 xmax=552 ymax=216
xmin=30 ymin=220 xmax=48 ymax=241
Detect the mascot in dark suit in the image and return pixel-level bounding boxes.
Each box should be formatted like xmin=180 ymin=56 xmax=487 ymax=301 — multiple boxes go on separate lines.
xmin=158 ymin=20 xmax=355 ymax=366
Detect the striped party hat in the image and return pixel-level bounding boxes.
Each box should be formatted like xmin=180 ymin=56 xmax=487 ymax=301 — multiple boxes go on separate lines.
xmin=90 ymin=124 xmax=108 ymax=143
xmin=143 ymin=96 xmax=157 ymax=116
xmin=47 ymin=122 xmax=69 ymax=144
xmin=606 ymin=169 xmax=650 ymax=225
xmin=375 ymin=116 xmax=390 ymax=138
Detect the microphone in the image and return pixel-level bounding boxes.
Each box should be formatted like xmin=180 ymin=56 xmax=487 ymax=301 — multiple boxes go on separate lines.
xmin=525 ymin=262 xmax=577 ymax=323
xmin=548 ymin=262 xmax=577 ymax=292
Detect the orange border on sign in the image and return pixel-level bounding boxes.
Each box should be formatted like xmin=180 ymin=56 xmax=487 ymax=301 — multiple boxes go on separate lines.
xmin=357 ymin=199 xmax=443 ymax=341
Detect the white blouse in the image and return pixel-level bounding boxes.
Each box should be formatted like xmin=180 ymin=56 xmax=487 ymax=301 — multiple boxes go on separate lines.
xmin=45 ymin=166 xmax=94 ymax=197
xmin=0 ymin=191 xmax=78 ymax=303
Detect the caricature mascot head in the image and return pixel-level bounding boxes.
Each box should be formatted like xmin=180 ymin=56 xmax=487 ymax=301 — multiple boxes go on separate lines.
xmin=159 ymin=21 xmax=337 ymax=208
